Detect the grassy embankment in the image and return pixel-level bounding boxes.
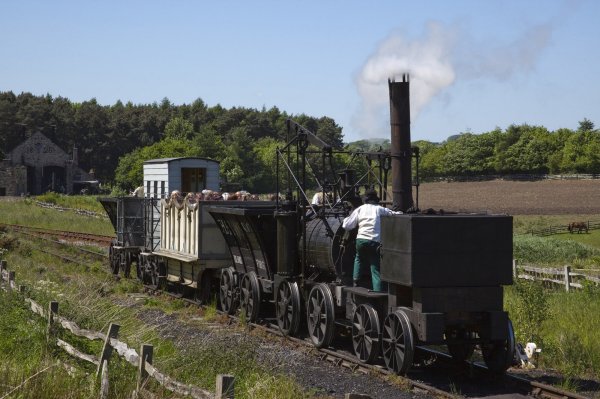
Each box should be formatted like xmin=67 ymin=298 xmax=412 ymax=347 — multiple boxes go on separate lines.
xmin=509 ymin=215 xmax=600 ymax=384
xmin=0 ymin=196 xmax=313 ymax=399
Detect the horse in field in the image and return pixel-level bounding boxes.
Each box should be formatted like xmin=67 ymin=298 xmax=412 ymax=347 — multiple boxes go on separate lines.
xmin=568 ymin=221 xmax=589 ymax=234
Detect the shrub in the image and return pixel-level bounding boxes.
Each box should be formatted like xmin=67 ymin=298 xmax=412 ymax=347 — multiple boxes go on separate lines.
xmin=505 ymin=280 xmax=549 ymax=343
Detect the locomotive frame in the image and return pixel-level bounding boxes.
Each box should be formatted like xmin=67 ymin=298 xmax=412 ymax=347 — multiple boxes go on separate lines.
xmin=100 ymin=75 xmax=516 ymax=375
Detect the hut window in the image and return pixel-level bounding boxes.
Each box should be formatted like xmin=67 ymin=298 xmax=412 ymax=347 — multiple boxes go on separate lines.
xmin=181 ymin=168 xmax=206 ymax=193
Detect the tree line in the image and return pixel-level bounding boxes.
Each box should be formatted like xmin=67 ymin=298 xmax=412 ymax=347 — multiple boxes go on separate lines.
xmin=1 ymin=91 xmax=598 ymax=193
xmin=0 ymin=92 xmax=343 ymax=193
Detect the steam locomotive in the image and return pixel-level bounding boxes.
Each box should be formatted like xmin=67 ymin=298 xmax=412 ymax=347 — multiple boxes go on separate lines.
xmin=100 ymin=76 xmax=515 ymax=375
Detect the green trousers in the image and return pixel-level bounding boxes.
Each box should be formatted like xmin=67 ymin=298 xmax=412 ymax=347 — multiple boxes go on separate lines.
xmin=353 ymin=238 xmax=382 ymax=291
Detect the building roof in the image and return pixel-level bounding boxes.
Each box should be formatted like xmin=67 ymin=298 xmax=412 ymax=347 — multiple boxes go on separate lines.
xmin=143 ymin=157 xmax=219 ymax=164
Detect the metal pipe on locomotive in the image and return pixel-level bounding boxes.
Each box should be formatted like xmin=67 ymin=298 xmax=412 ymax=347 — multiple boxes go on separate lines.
xmin=100 ymin=75 xmax=515 ymax=375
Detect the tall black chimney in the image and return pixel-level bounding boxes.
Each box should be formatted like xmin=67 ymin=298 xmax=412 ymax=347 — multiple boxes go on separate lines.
xmin=389 ymin=75 xmax=413 ymax=212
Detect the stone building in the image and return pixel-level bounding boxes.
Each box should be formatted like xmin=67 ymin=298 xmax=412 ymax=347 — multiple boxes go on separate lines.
xmin=0 ymin=132 xmax=98 ymax=196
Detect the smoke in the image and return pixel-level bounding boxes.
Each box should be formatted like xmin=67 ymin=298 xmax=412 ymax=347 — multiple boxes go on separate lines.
xmin=354 ymin=21 xmax=553 ymax=138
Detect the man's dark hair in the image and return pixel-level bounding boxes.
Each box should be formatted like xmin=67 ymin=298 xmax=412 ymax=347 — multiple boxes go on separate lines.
xmin=364 ymin=189 xmax=380 ymax=204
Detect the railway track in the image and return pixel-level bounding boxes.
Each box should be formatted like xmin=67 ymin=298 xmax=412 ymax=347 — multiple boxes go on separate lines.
xmin=153 ymin=286 xmax=591 ymax=399
xmin=1 ymin=223 xmax=114 ymax=246
xmin=2 ymin=224 xmax=109 ymax=265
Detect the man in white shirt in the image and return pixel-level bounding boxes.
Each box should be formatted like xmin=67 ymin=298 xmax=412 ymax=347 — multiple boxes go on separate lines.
xmin=342 ymin=189 xmax=402 ymax=291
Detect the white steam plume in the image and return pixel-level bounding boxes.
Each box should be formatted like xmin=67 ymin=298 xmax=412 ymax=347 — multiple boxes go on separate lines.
xmin=354 ymin=21 xmax=553 ymax=139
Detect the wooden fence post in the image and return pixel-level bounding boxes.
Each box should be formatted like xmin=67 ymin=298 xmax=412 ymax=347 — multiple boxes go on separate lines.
xmin=100 ymin=360 xmax=109 ymax=399
xmin=564 ymin=265 xmax=571 ymax=292
xmin=47 ymin=301 xmax=59 ymax=340
xmin=8 ymin=271 xmax=15 ymax=290
xmin=216 ymin=374 xmax=235 ymax=399
xmin=96 ymin=323 xmax=120 ymax=377
xmin=513 ymin=259 xmax=517 ymax=279
xmin=136 ymin=344 xmax=153 ymax=393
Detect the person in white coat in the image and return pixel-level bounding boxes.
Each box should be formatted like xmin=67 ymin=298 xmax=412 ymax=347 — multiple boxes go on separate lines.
xmin=342 ymin=189 xmax=402 ymax=291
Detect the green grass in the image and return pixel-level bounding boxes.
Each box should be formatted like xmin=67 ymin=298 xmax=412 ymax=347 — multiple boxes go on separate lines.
xmin=0 ymin=219 xmax=313 ymax=398
xmin=514 ymin=234 xmax=600 ymax=268
xmin=0 ymin=197 xmax=113 ymax=236
xmin=35 ymin=192 xmax=107 ymax=214
xmin=505 ymin=281 xmax=600 ymax=379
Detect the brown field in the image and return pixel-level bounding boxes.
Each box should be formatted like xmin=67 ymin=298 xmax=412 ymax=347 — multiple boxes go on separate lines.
xmin=417 ymin=179 xmax=600 ymax=215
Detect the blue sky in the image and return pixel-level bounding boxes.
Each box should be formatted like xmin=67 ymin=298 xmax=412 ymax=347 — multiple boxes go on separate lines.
xmin=1 ymin=0 xmax=598 ymax=143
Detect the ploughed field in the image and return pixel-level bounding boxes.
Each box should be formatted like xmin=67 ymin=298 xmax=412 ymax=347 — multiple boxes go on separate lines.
xmin=418 ymin=179 xmax=600 ymax=215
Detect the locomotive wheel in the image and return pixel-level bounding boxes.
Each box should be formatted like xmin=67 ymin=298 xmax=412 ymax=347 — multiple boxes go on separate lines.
xmin=123 ymin=252 xmax=132 ymax=278
xmin=276 ymin=280 xmax=301 ymax=336
xmin=352 ymin=304 xmax=381 ymax=364
xmin=240 ymin=272 xmax=261 ymax=322
xmin=219 ymin=267 xmax=238 ymax=315
xmin=482 ymin=319 xmax=515 ymax=374
xmin=306 ymin=284 xmax=335 ymax=348
xmin=382 ymin=309 xmax=414 ymax=375
xmin=447 ymin=330 xmax=476 ymax=362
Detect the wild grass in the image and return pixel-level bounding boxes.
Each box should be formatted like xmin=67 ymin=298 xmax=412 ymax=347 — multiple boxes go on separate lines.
xmin=1 ymin=225 xmax=312 ymax=398
xmin=35 ymin=192 xmax=106 ymax=214
xmin=514 ymin=234 xmax=600 ymax=268
xmin=0 ymin=197 xmax=113 ymax=236
xmin=505 ymin=279 xmax=600 ymax=380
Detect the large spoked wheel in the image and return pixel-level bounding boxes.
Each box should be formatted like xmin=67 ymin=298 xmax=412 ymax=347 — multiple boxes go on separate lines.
xmin=306 ymin=284 xmax=335 ymax=348
xmin=382 ymin=309 xmax=414 ymax=375
xmin=219 ymin=267 xmax=238 ymax=315
xmin=135 ymin=255 xmax=144 ymax=282
xmin=109 ymin=244 xmax=119 ymax=275
xmin=447 ymin=329 xmax=476 ymax=362
xmin=149 ymin=260 xmax=164 ymax=290
xmin=240 ymin=272 xmax=261 ymax=322
xmin=141 ymin=257 xmax=152 ymax=285
xmin=123 ymin=252 xmax=132 ymax=278
xmin=482 ymin=318 xmax=515 ymax=374
xmin=352 ymin=304 xmax=381 ymax=364
xmin=276 ymin=280 xmax=301 ymax=336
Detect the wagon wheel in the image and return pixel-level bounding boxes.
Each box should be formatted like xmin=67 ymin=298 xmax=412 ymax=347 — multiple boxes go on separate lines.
xmin=123 ymin=252 xmax=132 ymax=278
xmin=352 ymin=304 xmax=381 ymax=364
xmin=240 ymin=272 xmax=261 ymax=322
xmin=195 ymin=271 xmax=215 ymax=305
xmin=306 ymin=284 xmax=335 ymax=348
xmin=276 ymin=280 xmax=301 ymax=336
xmin=382 ymin=308 xmax=414 ymax=375
xmin=482 ymin=318 xmax=515 ymax=374
xmin=219 ymin=267 xmax=238 ymax=315
xmin=148 ymin=259 xmax=160 ymax=289
xmin=135 ymin=254 xmax=144 ymax=282
xmin=447 ymin=329 xmax=476 ymax=362
xmin=108 ymin=244 xmax=119 ymax=275
xmin=149 ymin=260 xmax=165 ymax=290
xmin=141 ymin=257 xmax=152 ymax=285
